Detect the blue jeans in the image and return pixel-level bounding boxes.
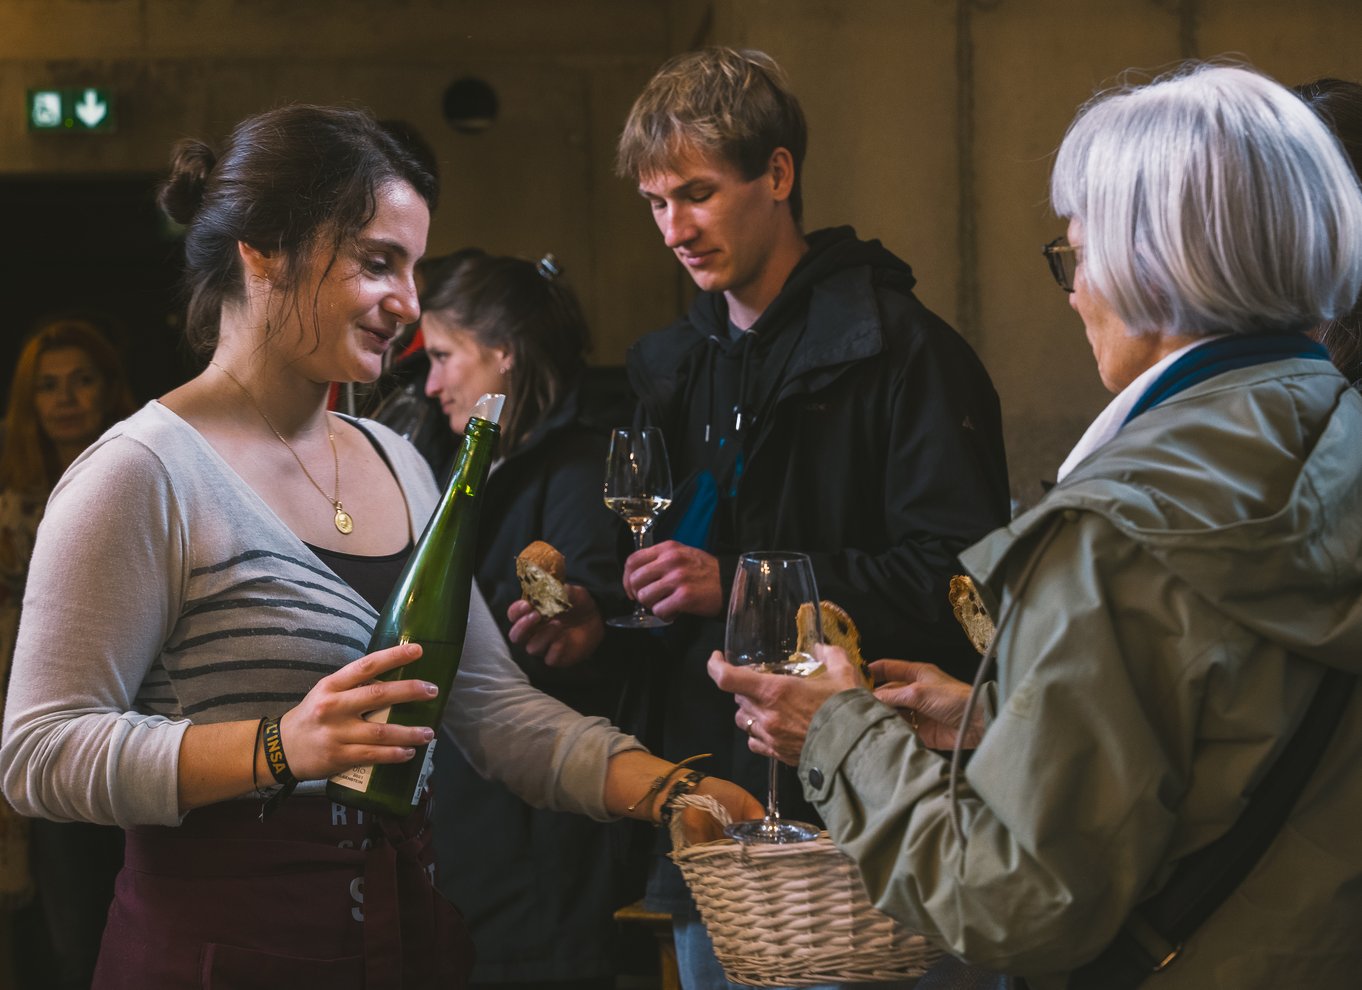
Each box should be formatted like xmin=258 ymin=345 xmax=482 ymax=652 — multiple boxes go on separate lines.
xmin=672 ymin=908 xmax=921 ymax=990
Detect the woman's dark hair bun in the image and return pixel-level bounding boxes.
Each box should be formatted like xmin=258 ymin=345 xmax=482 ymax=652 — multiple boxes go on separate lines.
xmin=157 ymin=138 xmax=217 ymax=226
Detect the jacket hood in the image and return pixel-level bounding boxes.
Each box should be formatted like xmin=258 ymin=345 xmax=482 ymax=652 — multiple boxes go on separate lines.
xmin=685 ymin=225 xmax=915 ymax=338
xmin=964 ymin=359 xmax=1362 ymax=673
xmin=628 ymin=227 xmax=914 ymax=411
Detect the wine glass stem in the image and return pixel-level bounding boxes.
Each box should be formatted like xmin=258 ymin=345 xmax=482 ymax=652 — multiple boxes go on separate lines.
xmin=765 ymin=756 xmax=781 ymax=822
xmin=630 ymin=524 xmax=652 ymax=618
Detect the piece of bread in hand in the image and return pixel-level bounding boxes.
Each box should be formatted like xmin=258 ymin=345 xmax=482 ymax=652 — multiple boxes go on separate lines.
xmin=796 ymin=600 xmax=872 ymax=686
xmin=949 ymin=575 xmax=995 ymax=655
xmin=516 ymin=540 xmax=570 ymax=618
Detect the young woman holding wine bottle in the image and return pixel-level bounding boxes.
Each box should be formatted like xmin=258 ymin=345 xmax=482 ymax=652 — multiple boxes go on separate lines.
xmin=0 ymin=103 xmax=760 ymax=989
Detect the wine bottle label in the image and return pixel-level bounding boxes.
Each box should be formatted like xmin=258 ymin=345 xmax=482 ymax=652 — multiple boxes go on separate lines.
xmin=410 ymin=737 xmax=437 ymax=807
xmin=327 ymin=705 xmax=393 ymax=792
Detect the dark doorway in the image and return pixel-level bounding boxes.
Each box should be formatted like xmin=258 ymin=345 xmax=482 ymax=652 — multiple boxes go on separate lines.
xmin=1 ymin=176 xmax=190 ymax=411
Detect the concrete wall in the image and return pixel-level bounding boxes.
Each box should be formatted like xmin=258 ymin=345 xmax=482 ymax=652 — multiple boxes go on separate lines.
xmin=705 ymin=0 xmax=1362 ymax=503
xmin=0 ymin=0 xmax=693 ymax=378
xmin=4 ymin=0 xmax=1362 ymax=502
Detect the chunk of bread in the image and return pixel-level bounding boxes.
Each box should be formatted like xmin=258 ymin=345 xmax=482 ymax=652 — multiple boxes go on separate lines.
xmin=949 ymin=575 xmax=995 ymax=655
xmin=516 ymin=540 xmax=570 ymax=618
xmin=796 ymin=600 xmax=872 ymax=686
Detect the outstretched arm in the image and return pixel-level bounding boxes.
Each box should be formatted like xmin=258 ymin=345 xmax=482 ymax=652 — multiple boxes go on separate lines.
xmin=454 ymin=586 xmax=762 ymax=831
xmin=603 ymin=749 xmax=764 ymax=841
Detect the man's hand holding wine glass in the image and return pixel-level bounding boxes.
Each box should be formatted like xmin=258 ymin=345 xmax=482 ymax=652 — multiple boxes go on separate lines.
xmin=602 ymin=427 xmax=675 ymax=629
xmin=621 ymin=540 xmax=724 ymax=621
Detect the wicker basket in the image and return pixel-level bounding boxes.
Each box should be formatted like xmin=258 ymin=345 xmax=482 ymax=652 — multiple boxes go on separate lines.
xmin=669 ymin=794 xmax=944 ymax=987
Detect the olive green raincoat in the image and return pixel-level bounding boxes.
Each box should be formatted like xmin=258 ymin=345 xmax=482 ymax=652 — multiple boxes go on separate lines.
xmin=802 ymin=358 xmax=1362 ymax=989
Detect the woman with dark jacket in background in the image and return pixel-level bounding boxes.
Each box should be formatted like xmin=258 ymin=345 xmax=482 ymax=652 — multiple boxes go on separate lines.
xmin=421 ymin=251 xmax=636 ymax=990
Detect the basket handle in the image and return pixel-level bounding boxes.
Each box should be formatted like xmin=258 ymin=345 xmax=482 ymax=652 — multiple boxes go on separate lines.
xmin=667 ymin=792 xmax=733 ymax=851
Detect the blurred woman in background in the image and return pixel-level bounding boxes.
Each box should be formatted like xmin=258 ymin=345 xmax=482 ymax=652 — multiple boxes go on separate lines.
xmin=421 ymin=250 xmax=635 ymax=990
xmin=0 ymin=315 xmax=135 ymax=989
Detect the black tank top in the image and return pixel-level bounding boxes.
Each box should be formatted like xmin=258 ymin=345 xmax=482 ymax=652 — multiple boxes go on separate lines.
xmin=305 ymin=421 xmax=415 ymax=611
xmin=307 ymin=541 xmax=411 ymax=612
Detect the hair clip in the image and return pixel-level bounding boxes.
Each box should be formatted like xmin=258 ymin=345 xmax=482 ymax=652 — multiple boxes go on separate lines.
xmin=536 ymin=253 xmax=561 ymax=280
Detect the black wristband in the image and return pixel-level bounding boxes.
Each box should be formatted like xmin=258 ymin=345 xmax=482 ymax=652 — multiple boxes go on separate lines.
xmin=262 ymin=715 xmax=297 ymax=786
xmin=258 ymin=715 xmax=298 ymax=821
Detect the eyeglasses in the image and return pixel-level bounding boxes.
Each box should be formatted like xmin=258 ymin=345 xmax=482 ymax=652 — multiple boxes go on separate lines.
xmin=1043 ymin=236 xmax=1077 ymax=294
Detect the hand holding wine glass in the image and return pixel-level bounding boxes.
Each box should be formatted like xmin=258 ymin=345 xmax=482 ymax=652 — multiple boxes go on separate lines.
xmin=722 ymin=551 xmax=822 ymax=843
xmin=603 ymin=427 xmax=673 ymax=629
xmin=708 ymin=643 xmax=860 ymax=766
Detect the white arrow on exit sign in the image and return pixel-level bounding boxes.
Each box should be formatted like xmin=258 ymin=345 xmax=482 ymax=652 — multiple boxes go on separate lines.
xmin=74 ymin=89 xmax=108 ymax=128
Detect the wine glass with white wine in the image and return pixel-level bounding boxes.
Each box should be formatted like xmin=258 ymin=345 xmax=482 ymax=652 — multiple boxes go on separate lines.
xmin=723 ymin=551 xmax=822 ymax=843
xmin=603 ymin=427 xmax=673 ymax=629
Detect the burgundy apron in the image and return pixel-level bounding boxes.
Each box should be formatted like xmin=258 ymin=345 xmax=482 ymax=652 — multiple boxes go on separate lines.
xmin=92 ymin=795 xmax=473 ymax=989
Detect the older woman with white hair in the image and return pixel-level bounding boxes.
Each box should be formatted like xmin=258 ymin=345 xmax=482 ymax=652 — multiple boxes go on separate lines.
xmin=710 ymin=63 xmax=1362 ymax=990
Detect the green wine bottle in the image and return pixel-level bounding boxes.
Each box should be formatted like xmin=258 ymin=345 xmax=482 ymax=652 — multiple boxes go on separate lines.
xmin=326 ymin=393 xmax=503 ymax=816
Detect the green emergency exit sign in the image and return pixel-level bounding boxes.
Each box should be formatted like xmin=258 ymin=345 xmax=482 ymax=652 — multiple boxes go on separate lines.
xmin=27 ymin=88 xmax=116 ymax=132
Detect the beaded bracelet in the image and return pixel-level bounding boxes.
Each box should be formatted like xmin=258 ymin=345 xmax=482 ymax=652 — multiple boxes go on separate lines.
xmin=658 ymin=770 xmax=708 ymax=829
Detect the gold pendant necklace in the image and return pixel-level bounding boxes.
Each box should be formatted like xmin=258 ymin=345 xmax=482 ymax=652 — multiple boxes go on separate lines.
xmin=212 ymin=362 xmax=353 ymax=534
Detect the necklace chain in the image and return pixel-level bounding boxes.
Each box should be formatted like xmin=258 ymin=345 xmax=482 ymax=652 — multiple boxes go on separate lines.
xmin=210 ymin=362 xmax=353 ymax=534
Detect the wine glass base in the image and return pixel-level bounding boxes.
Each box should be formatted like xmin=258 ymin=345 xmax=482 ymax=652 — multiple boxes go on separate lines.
xmin=723 ymin=818 xmax=820 ymax=844
xmin=606 ymin=613 xmax=672 ymax=629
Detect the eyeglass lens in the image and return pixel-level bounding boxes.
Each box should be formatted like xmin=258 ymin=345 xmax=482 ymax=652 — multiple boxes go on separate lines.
xmin=1045 ymin=238 xmax=1075 ymax=293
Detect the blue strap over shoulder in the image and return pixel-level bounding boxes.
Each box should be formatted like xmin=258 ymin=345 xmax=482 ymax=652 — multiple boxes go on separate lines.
xmin=1124 ymin=333 xmax=1329 ymax=425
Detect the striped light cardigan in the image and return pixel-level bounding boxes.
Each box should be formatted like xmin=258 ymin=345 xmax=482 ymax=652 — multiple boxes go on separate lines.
xmin=1 ymin=401 xmax=639 ymax=827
